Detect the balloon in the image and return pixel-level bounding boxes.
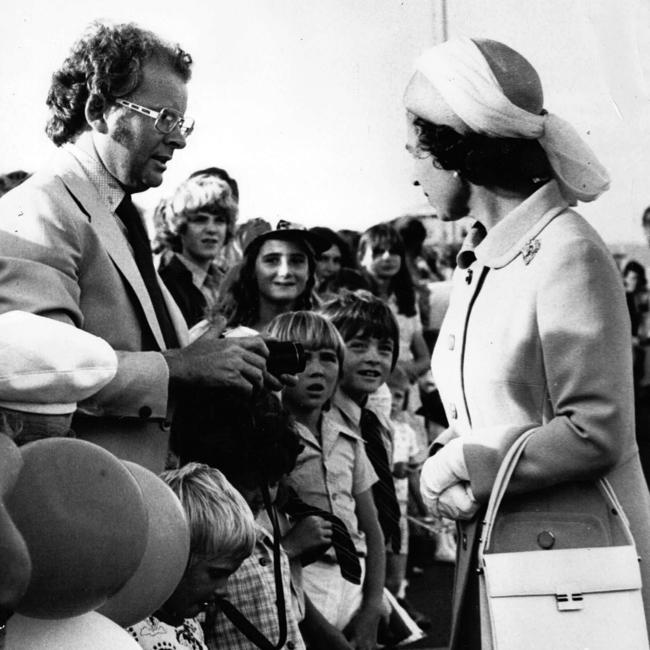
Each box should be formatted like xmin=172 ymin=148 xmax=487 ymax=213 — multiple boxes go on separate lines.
xmin=0 ymin=433 xmax=31 ymax=612
xmin=5 ymin=611 xmax=141 ymax=649
xmin=6 ymin=438 xmax=148 ymax=618
xmin=98 ymin=461 xmax=190 ymax=626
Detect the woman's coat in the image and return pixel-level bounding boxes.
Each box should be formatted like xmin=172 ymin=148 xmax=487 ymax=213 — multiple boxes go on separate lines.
xmin=431 ymin=181 xmax=650 ymax=647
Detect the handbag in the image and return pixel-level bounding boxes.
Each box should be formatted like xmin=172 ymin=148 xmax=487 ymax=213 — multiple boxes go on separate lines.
xmin=478 ymin=430 xmax=649 ymax=650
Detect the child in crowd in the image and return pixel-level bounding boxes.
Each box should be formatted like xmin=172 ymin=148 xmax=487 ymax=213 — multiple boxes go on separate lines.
xmin=264 ymin=309 xmax=386 ymax=649
xmin=319 ymin=290 xmax=402 ymax=556
xmin=128 ymin=463 xmax=257 ymax=650
xmin=385 ymin=365 xmax=421 ymax=597
xmin=171 ymin=389 xmax=349 ymax=650
xmin=385 ymin=365 xmax=431 ymax=628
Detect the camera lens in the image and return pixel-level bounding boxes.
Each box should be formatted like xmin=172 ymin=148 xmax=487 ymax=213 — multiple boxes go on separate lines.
xmin=264 ymin=340 xmax=307 ymax=377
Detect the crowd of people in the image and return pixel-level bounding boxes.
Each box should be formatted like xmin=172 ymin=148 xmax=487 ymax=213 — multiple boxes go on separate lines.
xmin=1 ymin=17 xmax=650 ymax=650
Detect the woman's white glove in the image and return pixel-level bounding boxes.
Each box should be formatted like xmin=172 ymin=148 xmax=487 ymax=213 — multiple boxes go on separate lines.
xmin=420 ymin=438 xmax=479 ymax=520
xmin=434 ymin=483 xmax=480 ymax=521
xmin=420 ymin=438 xmax=470 ymax=495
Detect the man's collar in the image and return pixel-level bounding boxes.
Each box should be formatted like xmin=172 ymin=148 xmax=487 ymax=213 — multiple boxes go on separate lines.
xmin=63 ymin=141 xmax=124 ymax=214
xmin=457 ymin=181 xmax=570 ymax=270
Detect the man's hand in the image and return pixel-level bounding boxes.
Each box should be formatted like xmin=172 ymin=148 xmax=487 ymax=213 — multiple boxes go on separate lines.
xmin=164 ymin=325 xmax=269 ymax=393
xmin=281 ymin=515 xmax=333 ymax=560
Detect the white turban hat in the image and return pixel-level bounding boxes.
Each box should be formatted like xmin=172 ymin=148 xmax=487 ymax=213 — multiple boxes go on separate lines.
xmin=404 ymin=37 xmax=609 ymax=203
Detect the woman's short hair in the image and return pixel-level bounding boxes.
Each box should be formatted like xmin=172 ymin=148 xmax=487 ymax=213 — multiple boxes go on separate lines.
xmin=160 ymin=462 xmax=256 ymax=565
xmin=155 ymin=174 xmax=238 ymax=253
xmin=412 ymin=117 xmax=552 ymax=192
xmin=46 ymin=21 xmax=192 ymax=146
xmin=357 ymin=223 xmax=417 ymax=317
xmin=189 ymin=167 xmax=239 ymax=202
xmin=318 ymin=289 xmax=400 ymax=370
xmin=264 ymin=311 xmax=346 ymax=375
xmin=217 ymin=234 xmax=317 ymax=328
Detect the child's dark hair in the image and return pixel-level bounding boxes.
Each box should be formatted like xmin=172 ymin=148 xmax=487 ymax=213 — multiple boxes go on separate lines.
xmin=170 ymin=388 xmax=302 ymax=490
xmin=623 ymin=259 xmax=648 ymax=292
xmin=318 ymin=289 xmax=400 ymax=370
xmin=217 ymin=235 xmax=317 ymax=328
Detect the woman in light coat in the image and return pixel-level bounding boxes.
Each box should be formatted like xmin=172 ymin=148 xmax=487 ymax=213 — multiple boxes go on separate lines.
xmin=407 ymin=37 xmax=650 ymax=648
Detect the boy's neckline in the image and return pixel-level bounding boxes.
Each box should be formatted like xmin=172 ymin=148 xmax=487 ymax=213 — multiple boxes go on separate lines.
xmin=293 ymin=409 xmax=323 ymax=439
xmin=339 ymin=386 xmax=368 ymax=408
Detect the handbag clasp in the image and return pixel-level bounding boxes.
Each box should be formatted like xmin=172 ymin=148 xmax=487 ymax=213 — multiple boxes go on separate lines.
xmin=555 ymin=585 xmax=584 ymax=611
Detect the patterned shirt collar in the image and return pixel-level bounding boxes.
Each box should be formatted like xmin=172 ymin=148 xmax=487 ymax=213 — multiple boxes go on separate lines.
xmin=63 ymin=142 xmax=125 ymax=215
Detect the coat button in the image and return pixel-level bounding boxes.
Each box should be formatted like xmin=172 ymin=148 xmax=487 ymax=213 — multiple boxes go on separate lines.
xmin=462 ymin=533 xmax=468 ymax=550
xmin=287 ymin=642 xmax=296 ymax=650
xmin=448 ymin=334 xmax=455 ymax=350
xmin=259 ymin=557 xmax=269 ymax=567
xmin=138 ymin=405 xmax=152 ymax=419
xmin=449 ymin=403 xmax=458 ymax=420
xmin=537 ymin=530 xmax=555 ymax=549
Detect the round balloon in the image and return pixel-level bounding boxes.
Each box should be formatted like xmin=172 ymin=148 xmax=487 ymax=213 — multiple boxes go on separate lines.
xmin=0 ymin=433 xmax=31 ymax=612
xmin=7 ymin=438 xmax=148 ymax=618
xmin=5 ymin=611 xmax=141 ymax=649
xmin=98 ymin=461 xmax=190 ymax=626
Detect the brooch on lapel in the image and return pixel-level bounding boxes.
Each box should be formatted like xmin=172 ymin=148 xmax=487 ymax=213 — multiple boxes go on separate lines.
xmin=521 ymin=238 xmax=541 ymax=265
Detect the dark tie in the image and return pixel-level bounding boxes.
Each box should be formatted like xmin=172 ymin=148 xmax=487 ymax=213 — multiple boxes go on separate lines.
xmin=280 ymin=487 xmax=362 ymax=585
xmin=115 ymin=194 xmax=179 ymax=350
xmin=360 ymin=408 xmax=402 ymax=553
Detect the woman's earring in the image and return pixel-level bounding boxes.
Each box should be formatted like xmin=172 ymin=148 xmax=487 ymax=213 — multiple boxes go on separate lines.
xmin=452 ymin=170 xmax=460 ymax=179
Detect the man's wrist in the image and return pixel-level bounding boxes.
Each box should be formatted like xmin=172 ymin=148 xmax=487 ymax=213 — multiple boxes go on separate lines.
xmin=162 ymin=348 xmax=185 ymax=385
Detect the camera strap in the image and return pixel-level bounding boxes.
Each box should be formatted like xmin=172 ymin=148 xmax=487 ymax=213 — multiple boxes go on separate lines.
xmin=216 ymin=481 xmax=288 ymax=650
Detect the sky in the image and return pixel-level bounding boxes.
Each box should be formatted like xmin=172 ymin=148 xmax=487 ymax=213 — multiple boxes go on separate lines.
xmin=2 ymin=0 xmax=649 ymax=249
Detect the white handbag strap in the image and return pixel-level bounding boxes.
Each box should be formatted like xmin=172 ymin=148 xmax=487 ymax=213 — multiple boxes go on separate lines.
xmin=478 ymin=430 xmax=636 ymax=560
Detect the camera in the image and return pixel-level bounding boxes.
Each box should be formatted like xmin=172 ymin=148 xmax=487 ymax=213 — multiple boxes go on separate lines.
xmin=264 ymin=340 xmax=307 ymax=377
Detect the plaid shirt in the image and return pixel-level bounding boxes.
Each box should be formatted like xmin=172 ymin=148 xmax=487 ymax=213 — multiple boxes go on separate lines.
xmin=204 ymin=524 xmax=306 ymax=650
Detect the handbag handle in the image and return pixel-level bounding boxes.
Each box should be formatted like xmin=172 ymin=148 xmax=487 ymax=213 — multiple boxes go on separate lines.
xmin=478 ymin=430 xmax=636 ymax=560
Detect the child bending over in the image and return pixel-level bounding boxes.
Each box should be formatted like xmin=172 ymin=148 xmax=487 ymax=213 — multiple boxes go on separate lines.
xmin=128 ymin=463 xmax=256 ymax=650
xmin=172 ymin=389 xmax=349 ymax=650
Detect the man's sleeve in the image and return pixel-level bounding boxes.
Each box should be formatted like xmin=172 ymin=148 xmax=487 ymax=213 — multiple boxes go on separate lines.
xmin=0 ymin=189 xmax=170 ymax=418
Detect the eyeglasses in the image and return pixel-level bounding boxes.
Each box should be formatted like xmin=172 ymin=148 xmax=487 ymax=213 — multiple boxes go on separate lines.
xmin=115 ymin=99 xmax=195 ymax=137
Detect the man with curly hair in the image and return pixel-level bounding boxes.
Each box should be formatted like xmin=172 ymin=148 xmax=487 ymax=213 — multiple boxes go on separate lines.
xmin=0 ymin=21 xmax=274 ymax=471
